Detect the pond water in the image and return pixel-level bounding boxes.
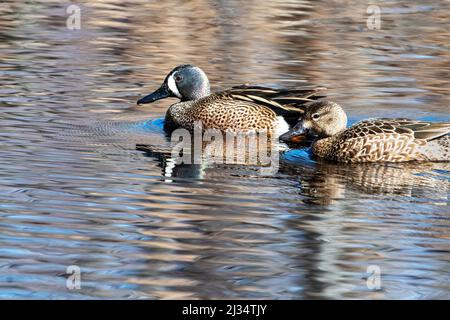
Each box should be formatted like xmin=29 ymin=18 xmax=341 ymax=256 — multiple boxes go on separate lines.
xmin=0 ymin=0 xmax=449 ymax=299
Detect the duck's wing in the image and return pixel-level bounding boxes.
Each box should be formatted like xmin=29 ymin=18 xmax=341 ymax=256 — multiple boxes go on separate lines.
xmin=344 ymin=119 xmax=450 ymax=141
xmin=226 ymin=85 xmax=326 ymax=112
xmin=379 ymin=119 xmax=450 ymax=141
xmin=219 ymin=85 xmax=326 ymax=126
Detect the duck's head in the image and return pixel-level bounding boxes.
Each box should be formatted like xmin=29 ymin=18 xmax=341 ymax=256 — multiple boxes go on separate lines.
xmin=137 ymin=64 xmax=210 ymax=105
xmin=280 ymin=101 xmax=347 ymax=143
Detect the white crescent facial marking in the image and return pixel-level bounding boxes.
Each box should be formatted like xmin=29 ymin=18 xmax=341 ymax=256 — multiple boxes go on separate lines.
xmin=168 ymin=73 xmax=182 ymax=99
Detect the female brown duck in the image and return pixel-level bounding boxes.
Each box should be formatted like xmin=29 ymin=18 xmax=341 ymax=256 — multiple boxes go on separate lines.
xmin=280 ymin=101 xmax=450 ymax=163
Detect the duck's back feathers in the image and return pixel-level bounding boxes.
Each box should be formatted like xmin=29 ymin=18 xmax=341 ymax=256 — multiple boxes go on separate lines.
xmin=226 ymin=85 xmax=326 ymax=110
xmin=339 ymin=119 xmax=450 ymax=141
xmin=165 ymin=84 xmax=326 ymax=132
xmin=223 ymin=85 xmax=327 ymax=126
xmin=315 ymin=118 xmax=450 ymax=163
xmin=377 ymin=119 xmax=450 ymax=141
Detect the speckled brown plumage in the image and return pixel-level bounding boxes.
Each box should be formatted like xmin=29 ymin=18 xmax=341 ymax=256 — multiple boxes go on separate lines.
xmin=138 ymin=65 xmax=326 ymax=134
xmin=280 ymin=101 xmax=450 ymax=163
xmin=313 ymin=118 xmax=450 ymax=163
xmin=164 ymin=86 xmax=325 ymax=132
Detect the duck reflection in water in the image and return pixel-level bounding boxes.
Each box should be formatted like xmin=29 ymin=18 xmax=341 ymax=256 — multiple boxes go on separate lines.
xmin=136 ymin=125 xmax=286 ymax=179
xmin=136 ymin=133 xmax=448 ymax=207
xmin=281 ymin=153 xmax=449 ymax=205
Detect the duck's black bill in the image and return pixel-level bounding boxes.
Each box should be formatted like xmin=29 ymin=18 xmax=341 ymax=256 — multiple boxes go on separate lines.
xmin=137 ymin=85 xmax=170 ymax=105
xmin=279 ymin=124 xmax=312 ymax=144
xmin=280 ymin=130 xmax=308 ymax=143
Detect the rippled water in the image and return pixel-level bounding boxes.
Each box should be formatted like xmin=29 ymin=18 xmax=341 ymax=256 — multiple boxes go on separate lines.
xmin=1 ymin=0 xmax=449 ymax=299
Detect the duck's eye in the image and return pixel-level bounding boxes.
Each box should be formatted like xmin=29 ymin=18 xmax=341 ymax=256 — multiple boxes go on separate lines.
xmin=312 ymin=113 xmax=320 ymax=120
xmin=175 ymin=75 xmax=183 ymax=82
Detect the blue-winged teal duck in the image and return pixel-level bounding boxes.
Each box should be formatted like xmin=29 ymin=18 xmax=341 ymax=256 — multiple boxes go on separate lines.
xmin=137 ymin=65 xmax=325 ymax=135
xmin=280 ymin=101 xmax=450 ymax=163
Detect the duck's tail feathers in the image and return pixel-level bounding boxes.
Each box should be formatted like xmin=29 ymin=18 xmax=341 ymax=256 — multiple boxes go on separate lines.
xmin=420 ymin=135 xmax=450 ymax=161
